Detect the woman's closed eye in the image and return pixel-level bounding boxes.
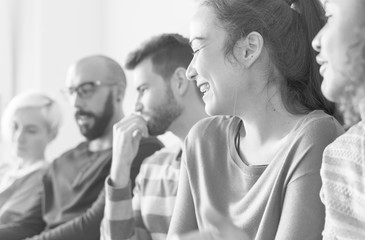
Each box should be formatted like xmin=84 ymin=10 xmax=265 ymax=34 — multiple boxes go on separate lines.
xmin=25 ymin=126 xmax=39 ymax=134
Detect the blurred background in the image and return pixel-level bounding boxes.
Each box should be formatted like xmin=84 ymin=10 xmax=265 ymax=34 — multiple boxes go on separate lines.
xmin=0 ymin=0 xmax=195 ymax=163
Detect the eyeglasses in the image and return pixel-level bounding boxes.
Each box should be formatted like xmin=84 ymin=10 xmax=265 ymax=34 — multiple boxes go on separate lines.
xmin=62 ymin=80 xmax=120 ymax=99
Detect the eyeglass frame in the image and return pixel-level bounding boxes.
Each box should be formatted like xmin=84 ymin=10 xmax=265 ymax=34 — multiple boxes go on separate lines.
xmin=61 ymin=80 xmax=121 ymax=99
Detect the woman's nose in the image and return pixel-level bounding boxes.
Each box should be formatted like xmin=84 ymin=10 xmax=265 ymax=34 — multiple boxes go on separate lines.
xmin=13 ymin=129 xmax=26 ymax=143
xmin=312 ymin=29 xmax=323 ymax=53
xmin=186 ymin=58 xmax=198 ymax=81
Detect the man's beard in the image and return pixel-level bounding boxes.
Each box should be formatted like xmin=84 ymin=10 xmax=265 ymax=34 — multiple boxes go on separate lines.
xmin=75 ymin=93 xmax=114 ymax=141
xmin=146 ymin=86 xmax=183 ymax=136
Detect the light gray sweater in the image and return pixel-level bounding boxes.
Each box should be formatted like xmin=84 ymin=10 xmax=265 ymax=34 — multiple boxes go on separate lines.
xmin=168 ymin=111 xmax=343 ymax=240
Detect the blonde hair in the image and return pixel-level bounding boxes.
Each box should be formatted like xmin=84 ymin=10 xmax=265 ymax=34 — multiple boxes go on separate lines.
xmin=1 ymin=90 xmax=63 ymax=142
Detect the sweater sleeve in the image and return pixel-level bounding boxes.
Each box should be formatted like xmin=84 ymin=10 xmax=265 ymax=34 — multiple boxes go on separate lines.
xmin=100 ymin=138 xmax=163 ymax=240
xmin=100 ymin=176 xmax=151 ymax=240
xmin=167 ymin=154 xmax=198 ymax=239
xmin=275 ymin=171 xmax=325 ymax=240
xmin=100 ymin=137 xmax=164 ymax=240
xmin=130 ymin=137 xmax=164 ymax=191
xmin=274 ymin=117 xmax=342 ymax=240
xmin=24 ymin=190 xmax=105 ymax=240
xmin=25 ymin=138 xmax=162 ymax=240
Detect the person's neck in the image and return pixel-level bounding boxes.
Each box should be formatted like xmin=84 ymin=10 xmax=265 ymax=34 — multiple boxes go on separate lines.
xmin=238 ymin=94 xmax=303 ymax=145
xmin=170 ymin=102 xmax=208 ymax=144
xmin=18 ymin=157 xmax=44 ymax=169
xmin=88 ymin=132 xmax=113 ymax=152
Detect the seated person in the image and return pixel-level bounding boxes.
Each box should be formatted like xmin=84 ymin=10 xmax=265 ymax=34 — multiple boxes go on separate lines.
xmin=167 ymin=0 xmax=343 ymax=239
xmin=0 ymin=91 xmax=61 ymax=224
xmin=101 ymin=33 xmax=207 ymax=240
xmin=312 ymin=0 xmax=365 ymax=238
xmin=0 ymin=55 xmax=163 ymax=240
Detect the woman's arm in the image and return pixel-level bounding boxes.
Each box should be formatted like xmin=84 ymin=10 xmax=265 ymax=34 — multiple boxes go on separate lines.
xmin=275 ymin=171 xmax=325 ymax=240
xmin=275 ymin=117 xmax=342 ymax=240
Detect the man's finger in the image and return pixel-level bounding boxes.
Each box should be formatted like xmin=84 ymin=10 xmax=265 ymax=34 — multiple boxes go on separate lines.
xmin=132 ymin=129 xmax=142 ymax=138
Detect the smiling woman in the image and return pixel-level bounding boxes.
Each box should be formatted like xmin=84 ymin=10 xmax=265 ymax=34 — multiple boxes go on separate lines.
xmin=312 ymin=0 xmax=365 ymax=238
xmin=167 ymin=0 xmax=344 ymax=239
xmin=0 ymin=90 xmax=62 ymax=224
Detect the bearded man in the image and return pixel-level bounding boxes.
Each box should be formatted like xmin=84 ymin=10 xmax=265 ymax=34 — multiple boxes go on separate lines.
xmin=100 ymin=34 xmax=207 ymax=240
xmin=0 ymin=55 xmax=163 ymax=240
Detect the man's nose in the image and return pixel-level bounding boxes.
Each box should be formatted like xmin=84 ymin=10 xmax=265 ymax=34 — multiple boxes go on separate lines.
xmin=135 ymin=102 xmax=143 ymax=112
xmin=69 ymin=92 xmax=84 ymax=109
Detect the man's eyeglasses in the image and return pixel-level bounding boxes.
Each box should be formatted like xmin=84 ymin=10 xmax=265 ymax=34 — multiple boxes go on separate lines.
xmin=62 ymin=80 xmax=120 ymax=99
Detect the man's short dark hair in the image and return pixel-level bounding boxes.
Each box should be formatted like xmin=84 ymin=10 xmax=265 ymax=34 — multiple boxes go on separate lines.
xmin=125 ymin=33 xmax=193 ymax=81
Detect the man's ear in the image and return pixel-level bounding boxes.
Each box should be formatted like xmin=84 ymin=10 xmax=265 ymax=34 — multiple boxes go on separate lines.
xmin=115 ymin=84 xmax=124 ymax=102
xmin=235 ymin=31 xmax=264 ymax=68
xmin=171 ymin=67 xmax=189 ymax=96
xmin=48 ymin=128 xmax=58 ymax=142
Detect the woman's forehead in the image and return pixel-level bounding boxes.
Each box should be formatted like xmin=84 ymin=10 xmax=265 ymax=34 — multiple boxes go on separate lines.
xmin=13 ymin=108 xmax=47 ymax=125
xmin=325 ymin=0 xmax=365 ymax=13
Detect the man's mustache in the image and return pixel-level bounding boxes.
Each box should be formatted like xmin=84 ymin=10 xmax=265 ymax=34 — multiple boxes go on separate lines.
xmin=75 ymin=110 xmax=95 ymax=118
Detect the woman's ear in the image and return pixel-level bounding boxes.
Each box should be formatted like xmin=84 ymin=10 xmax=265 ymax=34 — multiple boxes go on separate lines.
xmin=235 ymin=31 xmax=264 ymax=68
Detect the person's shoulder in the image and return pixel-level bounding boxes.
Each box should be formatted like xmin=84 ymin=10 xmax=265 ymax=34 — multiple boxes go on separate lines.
xmin=285 ymin=111 xmax=344 ymax=165
xmin=52 ymin=141 xmax=89 ymax=163
xmin=188 ymin=115 xmax=237 ymax=139
xmin=321 ymin=121 xmax=365 ymax=194
xmin=142 ymin=144 xmax=181 ymax=166
xmin=345 ymin=120 xmax=365 ymax=137
xmin=281 ymin=112 xmax=343 ymax=179
xmin=194 ymin=115 xmax=236 ymax=128
xmin=23 ymin=163 xmax=50 ymax=183
xmin=296 ymin=110 xmax=344 ymax=139
xmin=325 ymin=120 xmax=365 ymax=158
xmin=30 ymin=161 xmax=50 ymax=174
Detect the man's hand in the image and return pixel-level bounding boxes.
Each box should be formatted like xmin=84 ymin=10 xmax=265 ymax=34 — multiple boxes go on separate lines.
xmin=110 ymin=114 xmax=149 ymax=188
xmin=169 ymin=210 xmax=249 ymax=240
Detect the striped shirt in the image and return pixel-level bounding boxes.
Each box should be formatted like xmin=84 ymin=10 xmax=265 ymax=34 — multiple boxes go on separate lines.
xmin=101 ymin=144 xmax=181 ymax=240
xmin=321 ymin=120 xmax=365 ymax=239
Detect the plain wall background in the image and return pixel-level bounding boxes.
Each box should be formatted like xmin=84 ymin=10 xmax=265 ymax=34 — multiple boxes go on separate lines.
xmin=0 ymin=0 xmax=196 ymax=163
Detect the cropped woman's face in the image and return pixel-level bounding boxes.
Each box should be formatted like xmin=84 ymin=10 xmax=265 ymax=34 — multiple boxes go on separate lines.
xmin=11 ymin=107 xmax=52 ymax=161
xmin=186 ymin=5 xmax=247 ymax=116
xmin=312 ymin=0 xmax=365 ymax=103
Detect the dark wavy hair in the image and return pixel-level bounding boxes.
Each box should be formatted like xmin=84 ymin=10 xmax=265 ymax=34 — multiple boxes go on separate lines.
xmin=202 ymin=0 xmax=336 ymax=116
xmin=125 ymin=33 xmax=193 ymax=81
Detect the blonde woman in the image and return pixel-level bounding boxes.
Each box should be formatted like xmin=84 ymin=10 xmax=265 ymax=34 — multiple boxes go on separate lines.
xmin=0 ymin=90 xmax=62 ymax=224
